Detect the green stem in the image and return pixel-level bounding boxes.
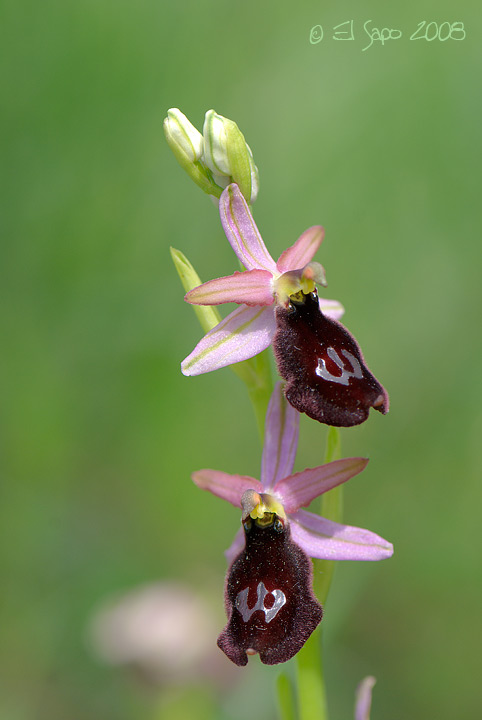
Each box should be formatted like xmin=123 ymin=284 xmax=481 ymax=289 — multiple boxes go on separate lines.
xmin=295 ymin=628 xmax=327 ymax=720
xmin=315 ymin=427 xmax=343 ymax=604
xmin=277 ymin=672 xmax=297 ymax=720
xmin=294 ymin=427 xmax=342 ymax=720
xmin=324 ymin=426 xmax=342 ymax=464
xmin=231 ymin=349 xmax=273 ymax=439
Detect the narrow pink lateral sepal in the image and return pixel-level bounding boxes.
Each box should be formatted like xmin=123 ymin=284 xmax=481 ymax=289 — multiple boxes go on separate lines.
xmin=355 ymin=677 xmax=376 ymax=720
xmin=274 ymin=458 xmax=368 ymax=514
xmin=276 ymin=226 xmax=325 ymax=273
xmin=220 ymin=184 xmax=277 ymax=273
xmin=318 ymin=296 xmax=345 ymax=321
xmin=192 ymin=469 xmax=262 ymax=508
xmin=185 ymin=269 xmax=274 ymax=307
xmin=181 ymin=305 xmax=276 ymax=376
xmin=261 ymin=382 xmax=299 ymax=489
xmin=290 ymin=509 xmax=393 ymax=561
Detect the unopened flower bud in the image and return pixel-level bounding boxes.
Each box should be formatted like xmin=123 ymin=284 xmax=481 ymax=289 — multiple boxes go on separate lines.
xmin=203 ymin=110 xmax=258 ymax=204
xmin=164 ymin=109 xmax=221 ymax=196
xmin=247 ymin=143 xmax=260 ymax=203
xmin=164 ymin=108 xmax=203 ymax=163
xmin=203 ymin=110 xmax=231 ymax=177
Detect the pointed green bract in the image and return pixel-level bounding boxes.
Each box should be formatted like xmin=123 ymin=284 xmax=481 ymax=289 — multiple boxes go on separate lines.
xmin=170 ymin=248 xmax=221 ymax=333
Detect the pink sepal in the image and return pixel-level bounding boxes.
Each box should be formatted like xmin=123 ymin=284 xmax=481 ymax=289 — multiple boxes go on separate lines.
xmin=274 ymin=458 xmax=368 ymax=514
xmin=185 ymin=269 xmax=273 ymax=307
xmin=318 ymin=297 xmax=345 ymax=321
xmin=192 ymin=469 xmax=262 ymax=508
xmin=355 ymin=677 xmax=376 ymax=720
xmin=290 ymin=509 xmax=393 ymax=561
xmin=219 ymin=184 xmax=277 ymax=273
xmin=261 ymin=382 xmax=299 ymax=489
xmin=181 ymin=305 xmax=276 ymax=376
xmin=276 ymin=226 xmax=325 ymax=273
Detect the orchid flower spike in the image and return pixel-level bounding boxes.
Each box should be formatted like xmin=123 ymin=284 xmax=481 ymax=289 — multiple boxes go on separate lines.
xmin=182 ymin=183 xmax=388 ymax=427
xmin=192 ymin=383 xmax=393 ymax=666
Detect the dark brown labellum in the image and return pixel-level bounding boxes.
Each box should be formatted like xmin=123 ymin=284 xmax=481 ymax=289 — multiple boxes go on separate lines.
xmin=217 ymin=520 xmax=323 ymax=666
xmin=273 ymin=292 xmax=389 ymax=427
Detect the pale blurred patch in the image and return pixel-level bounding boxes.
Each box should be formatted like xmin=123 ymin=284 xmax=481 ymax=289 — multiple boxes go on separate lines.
xmin=88 ymin=581 xmax=236 ymax=687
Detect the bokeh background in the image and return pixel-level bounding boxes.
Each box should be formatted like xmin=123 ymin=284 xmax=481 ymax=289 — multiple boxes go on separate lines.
xmin=2 ymin=0 xmax=481 ymax=718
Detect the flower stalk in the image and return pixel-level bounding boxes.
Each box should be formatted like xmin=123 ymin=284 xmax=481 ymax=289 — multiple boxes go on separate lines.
xmin=294 ymin=427 xmax=342 ymax=720
xmin=317 ymin=426 xmax=343 ymax=603
xmin=295 ymin=629 xmax=327 ymax=720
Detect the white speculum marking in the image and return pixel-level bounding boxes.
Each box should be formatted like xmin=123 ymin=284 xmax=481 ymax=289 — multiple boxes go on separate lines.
xmin=316 ymin=348 xmax=363 ymax=386
xmin=235 ymin=581 xmax=286 ymax=623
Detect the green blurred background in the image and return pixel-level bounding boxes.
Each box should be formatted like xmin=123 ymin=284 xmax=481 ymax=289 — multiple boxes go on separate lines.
xmin=2 ymin=0 xmax=481 ymax=718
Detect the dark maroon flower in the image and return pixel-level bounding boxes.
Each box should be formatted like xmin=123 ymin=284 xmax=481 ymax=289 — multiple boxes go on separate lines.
xmin=217 ymin=491 xmax=323 ymax=666
xmin=181 ymin=184 xmax=388 ymax=428
xmin=273 ymin=291 xmax=389 ymax=427
xmin=198 ymin=385 xmax=393 ymax=666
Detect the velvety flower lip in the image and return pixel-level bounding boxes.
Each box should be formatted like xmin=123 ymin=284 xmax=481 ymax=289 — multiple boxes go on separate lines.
xmin=273 ymin=291 xmax=389 ymax=427
xmin=192 ymin=383 xmax=393 ymax=564
xmin=217 ymin=507 xmax=323 ymax=666
xmin=181 ymin=183 xmax=344 ymax=376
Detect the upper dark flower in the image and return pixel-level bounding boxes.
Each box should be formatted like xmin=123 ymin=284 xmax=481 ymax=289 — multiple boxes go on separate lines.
xmin=182 ymin=183 xmax=388 ymax=427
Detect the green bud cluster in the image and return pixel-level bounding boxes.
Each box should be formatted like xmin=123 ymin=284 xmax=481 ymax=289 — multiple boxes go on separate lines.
xmin=164 ymin=108 xmax=259 ymax=204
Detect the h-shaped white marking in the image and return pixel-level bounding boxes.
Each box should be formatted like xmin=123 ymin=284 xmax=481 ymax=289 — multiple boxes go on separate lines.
xmin=235 ymin=581 xmax=286 ymax=623
xmin=316 ymin=348 xmax=363 ymax=386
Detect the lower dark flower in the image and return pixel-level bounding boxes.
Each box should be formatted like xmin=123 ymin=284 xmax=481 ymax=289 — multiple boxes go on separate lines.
xmin=217 ymin=491 xmax=322 ymax=666
xmin=193 ymin=384 xmax=393 ymax=665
